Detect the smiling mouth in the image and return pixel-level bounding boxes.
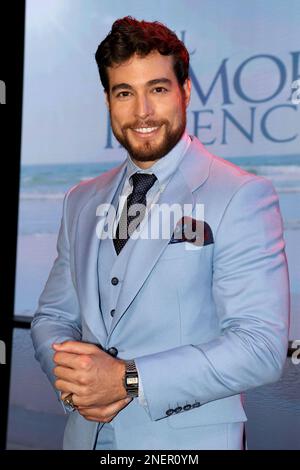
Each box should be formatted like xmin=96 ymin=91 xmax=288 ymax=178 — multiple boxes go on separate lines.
xmin=130 ymin=125 xmax=162 ymax=137
xmin=133 ymin=126 xmax=159 ymax=133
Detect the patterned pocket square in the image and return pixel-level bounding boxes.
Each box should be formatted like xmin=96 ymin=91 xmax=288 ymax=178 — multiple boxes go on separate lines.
xmin=169 ymin=216 xmax=214 ymax=247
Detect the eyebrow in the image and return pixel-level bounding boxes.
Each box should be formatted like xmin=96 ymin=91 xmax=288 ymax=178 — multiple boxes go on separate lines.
xmin=111 ymin=78 xmax=172 ymax=94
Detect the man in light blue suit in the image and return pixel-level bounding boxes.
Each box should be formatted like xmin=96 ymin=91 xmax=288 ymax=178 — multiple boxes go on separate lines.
xmin=31 ymin=17 xmax=289 ymax=450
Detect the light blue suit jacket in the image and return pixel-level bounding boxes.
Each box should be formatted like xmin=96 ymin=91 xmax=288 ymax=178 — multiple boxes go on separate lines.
xmin=31 ymin=136 xmax=289 ymax=449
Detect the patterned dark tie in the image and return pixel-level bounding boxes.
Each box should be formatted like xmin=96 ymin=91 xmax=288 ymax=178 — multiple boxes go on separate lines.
xmin=113 ymin=172 xmax=157 ymax=255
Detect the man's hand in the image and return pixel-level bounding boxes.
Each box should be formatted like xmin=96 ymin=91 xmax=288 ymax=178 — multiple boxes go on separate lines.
xmin=53 ymin=341 xmax=131 ymax=421
xmin=77 ymin=397 xmax=132 ymax=422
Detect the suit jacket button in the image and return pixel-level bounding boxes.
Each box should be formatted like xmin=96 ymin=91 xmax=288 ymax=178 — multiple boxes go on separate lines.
xmin=110 ymin=309 xmax=115 ymax=317
xmin=107 ymin=347 xmax=118 ymax=357
xmin=175 ymin=406 xmax=182 ymax=413
xmin=166 ymin=409 xmax=175 ymax=416
xmin=111 ymin=277 xmax=119 ymax=285
xmin=192 ymin=402 xmax=201 ymax=408
xmin=183 ymin=404 xmax=192 ymax=411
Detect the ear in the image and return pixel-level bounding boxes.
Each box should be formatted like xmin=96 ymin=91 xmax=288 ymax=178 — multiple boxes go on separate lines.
xmin=182 ymin=78 xmax=191 ymax=107
xmin=104 ymin=91 xmax=110 ymax=110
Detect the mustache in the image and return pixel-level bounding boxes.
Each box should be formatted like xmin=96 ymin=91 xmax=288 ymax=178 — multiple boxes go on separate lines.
xmin=123 ymin=120 xmax=168 ymax=130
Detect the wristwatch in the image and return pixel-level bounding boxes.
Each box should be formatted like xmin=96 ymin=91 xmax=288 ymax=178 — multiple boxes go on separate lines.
xmin=123 ymin=359 xmax=139 ymax=398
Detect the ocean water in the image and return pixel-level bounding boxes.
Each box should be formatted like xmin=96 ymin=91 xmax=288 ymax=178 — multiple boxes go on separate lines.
xmin=18 ymin=154 xmax=300 ymax=234
xmin=20 ymin=161 xmax=118 ymax=201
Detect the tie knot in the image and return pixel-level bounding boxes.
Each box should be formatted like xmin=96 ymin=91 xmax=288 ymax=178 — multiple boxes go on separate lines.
xmin=131 ymin=172 xmax=157 ymax=195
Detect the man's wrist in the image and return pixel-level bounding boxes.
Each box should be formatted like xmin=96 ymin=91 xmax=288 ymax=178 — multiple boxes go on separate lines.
xmin=117 ymin=359 xmax=127 ymax=399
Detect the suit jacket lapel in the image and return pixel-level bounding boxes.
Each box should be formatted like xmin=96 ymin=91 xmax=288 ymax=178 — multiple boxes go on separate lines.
xmin=75 ymin=162 xmax=126 ymax=344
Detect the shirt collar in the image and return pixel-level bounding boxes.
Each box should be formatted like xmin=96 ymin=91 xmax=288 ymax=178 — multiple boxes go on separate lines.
xmin=125 ymin=131 xmax=191 ymax=188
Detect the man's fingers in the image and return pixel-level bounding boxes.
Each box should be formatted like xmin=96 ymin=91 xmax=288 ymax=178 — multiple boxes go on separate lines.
xmin=54 ymin=378 xmax=85 ymax=396
xmin=77 ymin=396 xmax=131 ymax=410
xmin=53 ymin=365 xmax=81 ymax=384
xmin=80 ymin=412 xmax=117 ymax=423
xmin=53 ymin=351 xmax=80 ymax=369
xmin=53 ymin=340 xmax=99 ymax=355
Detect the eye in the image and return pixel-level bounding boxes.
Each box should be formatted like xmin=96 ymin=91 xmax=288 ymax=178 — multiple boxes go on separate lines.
xmin=153 ymin=87 xmax=168 ymax=94
xmin=116 ymin=91 xmax=132 ymax=98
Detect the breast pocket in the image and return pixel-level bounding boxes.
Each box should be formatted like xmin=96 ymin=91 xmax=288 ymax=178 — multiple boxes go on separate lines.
xmin=160 ymin=242 xmax=204 ymax=260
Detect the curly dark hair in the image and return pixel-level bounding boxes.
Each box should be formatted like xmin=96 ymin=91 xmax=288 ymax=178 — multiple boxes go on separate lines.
xmin=95 ymin=16 xmax=189 ymax=93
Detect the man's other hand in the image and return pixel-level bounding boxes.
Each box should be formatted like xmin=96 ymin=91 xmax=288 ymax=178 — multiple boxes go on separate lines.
xmin=52 ymin=341 xmax=129 ymax=414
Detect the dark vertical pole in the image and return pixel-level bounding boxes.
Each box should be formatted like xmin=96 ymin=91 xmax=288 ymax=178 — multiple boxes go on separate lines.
xmin=0 ymin=1 xmax=25 ymax=450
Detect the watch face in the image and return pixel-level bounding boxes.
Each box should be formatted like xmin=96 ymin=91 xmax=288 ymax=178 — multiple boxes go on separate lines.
xmin=127 ymin=377 xmax=138 ymax=385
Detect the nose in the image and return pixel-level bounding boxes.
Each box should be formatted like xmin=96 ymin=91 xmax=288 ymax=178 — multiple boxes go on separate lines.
xmin=134 ymin=93 xmax=153 ymax=120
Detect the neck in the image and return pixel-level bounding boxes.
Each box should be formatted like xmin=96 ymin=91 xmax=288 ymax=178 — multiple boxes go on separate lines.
xmin=130 ymin=158 xmax=160 ymax=170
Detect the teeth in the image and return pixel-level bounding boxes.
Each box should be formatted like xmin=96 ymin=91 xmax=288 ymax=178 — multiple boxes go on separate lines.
xmin=134 ymin=127 xmax=159 ymax=134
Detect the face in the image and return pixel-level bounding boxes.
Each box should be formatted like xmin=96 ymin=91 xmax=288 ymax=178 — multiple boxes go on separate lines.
xmin=105 ymin=51 xmax=191 ymax=168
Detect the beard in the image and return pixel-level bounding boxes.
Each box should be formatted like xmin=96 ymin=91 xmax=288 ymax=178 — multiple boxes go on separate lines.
xmin=110 ymin=103 xmax=187 ymax=163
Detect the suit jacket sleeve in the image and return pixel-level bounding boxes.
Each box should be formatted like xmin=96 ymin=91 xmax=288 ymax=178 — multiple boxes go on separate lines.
xmin=31 ymin=188 xmax=82 ymax=402
xmin=135 ymin=177 xmax=290 ymax=421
